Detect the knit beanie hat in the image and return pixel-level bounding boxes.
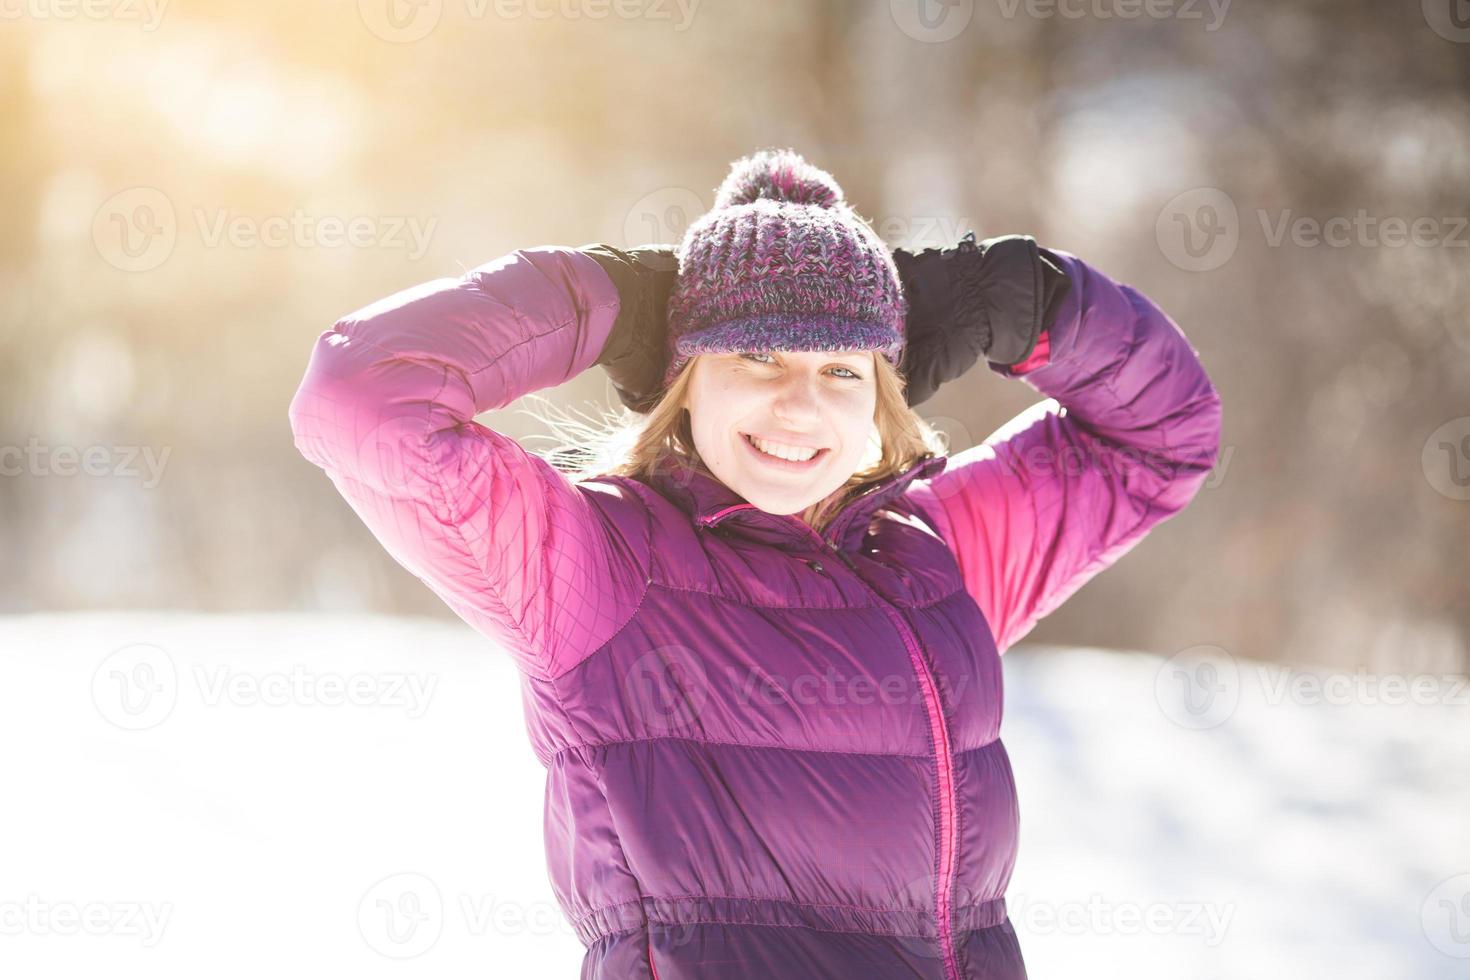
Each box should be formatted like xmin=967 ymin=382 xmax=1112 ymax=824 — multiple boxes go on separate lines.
xmin=661 ymin=148 xmax=907 ymax=388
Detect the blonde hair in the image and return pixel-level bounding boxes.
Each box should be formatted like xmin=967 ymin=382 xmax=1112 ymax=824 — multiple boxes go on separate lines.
xmin=523 ymin=352 xmax=949 ymax=537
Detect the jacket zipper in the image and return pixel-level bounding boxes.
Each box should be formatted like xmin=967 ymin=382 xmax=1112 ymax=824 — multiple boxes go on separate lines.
xmin=808 ymin=529 xmax=962 ymax=980
xmin=700 ymin=505 xmax=963 ymax=980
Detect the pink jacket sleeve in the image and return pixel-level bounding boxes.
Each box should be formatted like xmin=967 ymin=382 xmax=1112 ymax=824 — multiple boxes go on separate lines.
xmin=286 ymin=246 xmax=648 ymax=681
xmin=904 ymin=249 xmax=1223 ymax=655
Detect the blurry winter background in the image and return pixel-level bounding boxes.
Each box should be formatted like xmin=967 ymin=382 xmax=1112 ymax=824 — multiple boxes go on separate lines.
xmin=1 ymin=1 xmax=1468 ymax=977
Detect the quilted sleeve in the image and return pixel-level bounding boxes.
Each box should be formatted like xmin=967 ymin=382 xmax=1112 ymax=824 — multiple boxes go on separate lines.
xmin=286 ymin=246 xmax=649 ymax=680
xmin=904 ymin=249 xmax=1223 ymax=655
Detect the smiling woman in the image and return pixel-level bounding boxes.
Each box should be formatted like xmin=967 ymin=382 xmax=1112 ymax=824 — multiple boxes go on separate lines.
xmin=687 ymin=348 xmax=878 ymax=518
xmin=288 ymin=147 xmax=1219 ymax=980
xmin=561 ymin=337 xmax=944 ymax=534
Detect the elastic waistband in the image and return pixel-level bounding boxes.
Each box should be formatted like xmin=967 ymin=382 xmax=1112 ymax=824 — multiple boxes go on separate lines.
xmin=571 ymin=894 xmax=1010 ymax=947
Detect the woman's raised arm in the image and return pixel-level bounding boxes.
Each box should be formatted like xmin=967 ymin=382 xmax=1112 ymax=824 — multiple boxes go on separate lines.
xmin=287 ymin=246 xmax=649 ymax=680
xmin=904 ymin=249 xmax=1223 ymax=655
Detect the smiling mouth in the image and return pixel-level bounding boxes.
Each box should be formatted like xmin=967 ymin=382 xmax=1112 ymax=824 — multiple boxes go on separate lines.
xmin=741 ymin=432 xmax=830 ymax=468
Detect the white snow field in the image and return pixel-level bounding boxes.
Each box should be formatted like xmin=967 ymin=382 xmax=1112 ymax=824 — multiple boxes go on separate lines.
xmin=2 ymin=611 xmax=1466 ymax=979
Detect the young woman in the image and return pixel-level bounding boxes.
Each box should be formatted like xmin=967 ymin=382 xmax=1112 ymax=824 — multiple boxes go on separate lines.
xmin=288 ymin=148 xmax=1222 ymax=980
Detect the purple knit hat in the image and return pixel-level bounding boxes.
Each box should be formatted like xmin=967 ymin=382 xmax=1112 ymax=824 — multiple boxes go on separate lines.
xmin=661 ymin=148 xmax=907 ymax=388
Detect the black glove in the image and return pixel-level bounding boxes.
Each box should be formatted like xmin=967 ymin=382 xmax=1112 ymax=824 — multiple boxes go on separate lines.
xmin=579 ymin=242 xmax=679 ymax=414
xmin=892 ymin=232 xmax=1073 ymax=407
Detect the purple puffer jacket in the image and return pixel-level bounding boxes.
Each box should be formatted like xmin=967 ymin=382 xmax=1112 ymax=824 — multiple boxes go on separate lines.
xmin=287 ymin=244 xmax=1221 ymax=980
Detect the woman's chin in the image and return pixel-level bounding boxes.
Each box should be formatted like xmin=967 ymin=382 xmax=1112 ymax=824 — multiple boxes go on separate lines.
xmin=731 ymin=475 xmax=835 ymax=519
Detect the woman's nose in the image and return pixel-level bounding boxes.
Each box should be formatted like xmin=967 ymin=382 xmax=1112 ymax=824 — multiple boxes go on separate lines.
xmin=770 ymin=370 xmax=822 ymax=420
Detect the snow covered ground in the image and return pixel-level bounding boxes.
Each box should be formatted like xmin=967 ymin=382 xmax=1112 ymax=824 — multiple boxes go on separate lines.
xmin=3 ymin=612 xmax=1466 ymax=979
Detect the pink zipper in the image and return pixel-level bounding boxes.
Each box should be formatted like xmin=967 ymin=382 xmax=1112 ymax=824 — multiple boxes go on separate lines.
xmin=801 ymin=522 xmax=963 ymax=980
xmin=700 ymin=504 xmax=963 ymax=978
xmin=852 ymin=563 xmax=962 ymax=980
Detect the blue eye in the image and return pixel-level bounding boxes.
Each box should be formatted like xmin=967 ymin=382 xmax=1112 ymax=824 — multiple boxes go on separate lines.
xmin=739 ymin=353 xmax=863 ymax=380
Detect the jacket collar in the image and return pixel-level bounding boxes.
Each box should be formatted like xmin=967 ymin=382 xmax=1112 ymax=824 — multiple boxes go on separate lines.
xmin=645 ymin=452 xmax=949 ymax=552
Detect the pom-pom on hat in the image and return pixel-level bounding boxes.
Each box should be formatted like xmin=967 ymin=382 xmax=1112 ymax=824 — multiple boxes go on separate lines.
xmin=661 ymin=148 xmax=907 ymax=388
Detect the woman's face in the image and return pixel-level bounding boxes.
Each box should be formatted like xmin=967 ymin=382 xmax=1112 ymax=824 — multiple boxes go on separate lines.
xmin=686 ymin=349 xmax=879 ymax=521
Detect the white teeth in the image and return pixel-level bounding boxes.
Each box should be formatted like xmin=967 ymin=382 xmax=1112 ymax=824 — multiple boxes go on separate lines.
xmin=748 ymin=434 xmax=819 ymax=462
